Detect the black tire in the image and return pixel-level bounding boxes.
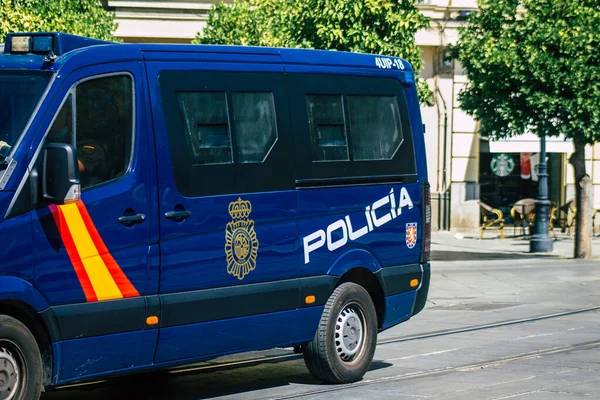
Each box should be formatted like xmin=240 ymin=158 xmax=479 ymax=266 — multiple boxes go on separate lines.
xmin=0 ymin=315 xmax=43 ymax=400
xmin=303 ymin=282 xmax=378 ymax=384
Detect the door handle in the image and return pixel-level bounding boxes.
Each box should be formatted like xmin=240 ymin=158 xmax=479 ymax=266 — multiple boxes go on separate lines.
xmin=165 ymin=210 xmax=192 ymax=221
xmin=118 ymin=214 xmax=146 ymax=225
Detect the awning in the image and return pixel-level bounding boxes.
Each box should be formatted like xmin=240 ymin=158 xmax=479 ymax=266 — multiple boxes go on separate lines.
xmin=486 ymin=133 xmax=573 ymax=153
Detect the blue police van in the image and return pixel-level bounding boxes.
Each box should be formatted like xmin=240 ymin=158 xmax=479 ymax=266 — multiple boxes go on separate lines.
xmin=0 ymin=32 xmax=430 ymax=398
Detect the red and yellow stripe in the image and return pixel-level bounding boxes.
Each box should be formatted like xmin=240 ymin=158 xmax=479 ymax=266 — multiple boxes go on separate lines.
xmin=50 ymin=201 xmax=139 ymax=302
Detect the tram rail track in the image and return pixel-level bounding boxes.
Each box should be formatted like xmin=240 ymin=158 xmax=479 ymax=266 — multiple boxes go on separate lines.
xmin=269 ymin=340 xmax=600 ymax=400
xmin=378 ymin=305 xmax=600 ymax=345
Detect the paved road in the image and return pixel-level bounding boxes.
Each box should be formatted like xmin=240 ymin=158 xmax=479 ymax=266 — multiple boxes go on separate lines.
xmin=44 ymin=259 xmax=600 ymax=399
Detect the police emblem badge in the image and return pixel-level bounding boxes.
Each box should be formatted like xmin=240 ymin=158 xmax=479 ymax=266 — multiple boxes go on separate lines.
xmin=406 ymin=223 xmax=418 ymax=249
xmin=225 ymin=198 xmax=259 ymax=280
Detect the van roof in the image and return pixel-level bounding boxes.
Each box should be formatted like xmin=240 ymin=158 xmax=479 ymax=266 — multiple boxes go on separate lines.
xmin=1 ymin=32 xmax=414 ymax=73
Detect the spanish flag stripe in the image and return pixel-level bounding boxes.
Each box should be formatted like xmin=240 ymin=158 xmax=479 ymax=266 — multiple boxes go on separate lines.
xmin=49 ymin=205 xmax=98 ymax=302
xmin=75 ymin=201 xmax=140 ymax=298
xmin=58 ymin=203 xmax=123 ymax=301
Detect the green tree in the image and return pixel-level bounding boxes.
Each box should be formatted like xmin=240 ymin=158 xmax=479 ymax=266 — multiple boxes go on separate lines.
xmin=455 ymin=0 xmax=600 ymax=258
xmin=195 ymin=0 xmax=432 ymax=104
xmin=0 ymin=0 xmax=117 ymax=42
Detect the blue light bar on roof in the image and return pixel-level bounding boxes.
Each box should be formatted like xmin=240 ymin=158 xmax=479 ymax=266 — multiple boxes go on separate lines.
xmin=10 ymin=36 xmax=31 ymax=53
xmin=4 ymin=32 xmax=110 ymax=56
xmin=32 ymin=36 xmax=53 ymax=54
xmin=8 ymin=35 xmax=53 ymax=55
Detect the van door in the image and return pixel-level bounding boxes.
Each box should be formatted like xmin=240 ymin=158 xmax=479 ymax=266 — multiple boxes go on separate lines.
xmin=29 ymin=64 xmax=158 ymax=381
xmin=146 ymin=62 xmax=298 ymax=363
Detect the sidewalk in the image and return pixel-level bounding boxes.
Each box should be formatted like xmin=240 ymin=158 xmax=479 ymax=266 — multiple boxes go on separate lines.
xmin=431 ymin=230 xmax=600 ymax=261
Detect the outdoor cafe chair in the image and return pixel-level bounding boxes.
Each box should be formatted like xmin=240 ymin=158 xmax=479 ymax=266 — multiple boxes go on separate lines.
xmin=510 ymin=198 xmax=536 ymax=237
xmin=478 ymin=201 xmax=504 ymax=240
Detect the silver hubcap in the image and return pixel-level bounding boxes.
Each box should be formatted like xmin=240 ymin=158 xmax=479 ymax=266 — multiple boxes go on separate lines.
xmin=334 ymin=305 xmax=365 ymax=362
xmin=0 ymin=347 xmax=19 ymax=400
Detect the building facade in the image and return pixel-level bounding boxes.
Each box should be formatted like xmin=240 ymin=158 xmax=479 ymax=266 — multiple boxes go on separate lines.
xmin=105 ymin=0 xmax=600 ymax=232
xmin=416 ymin=0 xmax=600 ymax=232
xmin=105 ymin=1 xmax=215 ymax=43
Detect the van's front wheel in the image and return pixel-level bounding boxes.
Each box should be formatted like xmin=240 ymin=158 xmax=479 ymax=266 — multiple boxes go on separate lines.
xmin=303 ymin=282 xmax=378 ymax=383
xmin=0 ymin=315 xmax=43 ymax=400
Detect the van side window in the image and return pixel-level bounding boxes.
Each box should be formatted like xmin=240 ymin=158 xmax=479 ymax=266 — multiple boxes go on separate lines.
xmin=289 ymin=74 xmax=417 ymax=183
xmin=232 ymin=92 xmax=278 ymax=163
xmin=347 ymin=95 xmax=403 ymax=161
xmin=177 ymin=92 xmax=233 ymax=165
xmin=47 ymin=94 xmax=74 ymax=146
xmin=159 ymin=70 xmax=293 ymax=197
xmin=176 ymin=91 xmax=278 ymax=165
xmin=306 ymin=95 xmax=349 ymax=162
xmin=47 ymin=74 xmax=133 ymax=189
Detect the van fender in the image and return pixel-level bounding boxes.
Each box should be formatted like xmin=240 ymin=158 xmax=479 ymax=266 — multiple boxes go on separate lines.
xmin=327 ymin=248 xmax=382 ymax=278
xmin=0 ymin=276 xmax=50 ymax=312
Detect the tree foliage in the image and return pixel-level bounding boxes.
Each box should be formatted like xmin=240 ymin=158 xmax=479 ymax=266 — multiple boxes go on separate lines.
xmin=455 ymin=0 xmax=600 ymax=257
xmin=455 ymin=0 xmax=600 ymax=143
xmin=0 ymin=0 xmax=117 ymax=42
xmin=195 ymin=0 xmax=432 ymax=104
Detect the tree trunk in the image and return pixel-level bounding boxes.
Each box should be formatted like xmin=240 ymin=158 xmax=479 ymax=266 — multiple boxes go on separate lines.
xmin=570 ymin=139 xmax=592 ymax=259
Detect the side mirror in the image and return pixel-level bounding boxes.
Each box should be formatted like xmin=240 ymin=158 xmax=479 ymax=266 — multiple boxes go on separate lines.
xmin=42 ymin=143 xmax=80 ymax=204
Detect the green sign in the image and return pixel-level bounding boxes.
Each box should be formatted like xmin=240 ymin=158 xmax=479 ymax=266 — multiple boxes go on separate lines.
xmin=490 ymin=153 xmax=514 ymax=177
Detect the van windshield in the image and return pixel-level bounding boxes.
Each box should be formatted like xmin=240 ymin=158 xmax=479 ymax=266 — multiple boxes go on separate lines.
xmin=0 ymin=70 xmax=53 ymax=163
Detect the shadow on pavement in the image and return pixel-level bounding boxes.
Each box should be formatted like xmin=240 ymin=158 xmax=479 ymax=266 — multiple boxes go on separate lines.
xmin=369 ymin=360 xmax=393 ymax=372
xmin=42 ymin=355 xmax=393 ymax=400
xmin=44 ymin=360 xmax=314 ymax=400
xmin=431 ymin=250 xmax=557 ymax=261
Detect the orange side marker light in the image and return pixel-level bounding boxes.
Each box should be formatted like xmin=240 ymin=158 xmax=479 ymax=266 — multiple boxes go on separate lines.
xmin=146 ymin=316 xmax=159 ymax=325
xmin=305 ymin=295 xmax=316 ymax=305
xmin=410 ymin=279 xmax=419 ymax=288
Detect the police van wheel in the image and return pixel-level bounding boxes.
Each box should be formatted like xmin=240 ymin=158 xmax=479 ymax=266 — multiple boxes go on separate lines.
xmin=303 ymin=282 xmax=377 ymax=384
xmin=0 ymin=315 xmax=43 ymax=400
